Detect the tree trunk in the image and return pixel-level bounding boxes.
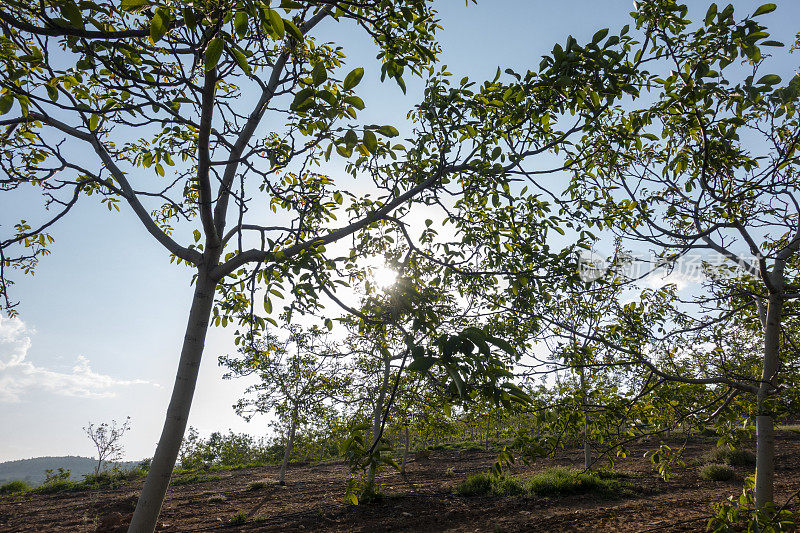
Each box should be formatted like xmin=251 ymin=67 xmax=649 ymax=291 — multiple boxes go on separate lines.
xmin=129 ymin=271 xmax=216 ymax=533
xmin=755 ymin=291 xmax=782 ymax=509
xmin=580 ymin=366 xmax=591 ymax=471
xmin=366 ymin=357 xmax=391 ymax=492
xmin=485 ymin=413 xmax=491 ymax=451
xmin=279 ymin=415 xmax=297 ymax=485
xmin=401 ymin=426 xmax=409 ymax=475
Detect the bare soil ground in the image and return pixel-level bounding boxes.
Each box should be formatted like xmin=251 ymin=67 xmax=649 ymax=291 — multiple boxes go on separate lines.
xmin=1 ymin=433 xmax=798 ymax=532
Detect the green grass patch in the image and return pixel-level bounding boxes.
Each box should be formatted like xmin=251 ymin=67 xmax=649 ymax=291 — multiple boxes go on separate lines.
xmin=247 ymin=480 xmax=267 ymax=491
xmin=701 ymin=447 xmax=755 ymax=467
xmin=700 ymin=463 xmax=735 ymax=482
xmin=456 ymin=467 xmax=630 ymax=499
xmin=228 ymin=511 xmax=248 ymax=525
xmin=169 ymin=474 xmax=220 ymax=486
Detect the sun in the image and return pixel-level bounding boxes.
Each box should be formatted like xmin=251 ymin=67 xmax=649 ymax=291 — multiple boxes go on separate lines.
xmin=371 ymin=265 xmax=398 ymax=290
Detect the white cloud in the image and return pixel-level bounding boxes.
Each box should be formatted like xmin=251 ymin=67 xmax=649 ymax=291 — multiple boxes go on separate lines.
xmin=0 ymin=316 xmax=155 ymax=403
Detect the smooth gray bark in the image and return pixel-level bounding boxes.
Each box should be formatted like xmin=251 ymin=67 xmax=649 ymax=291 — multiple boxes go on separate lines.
xmin=128 ymin=272 xmax=216 ymax=533
xmin=579 ymin=367 xmax=591 ymax=471
xmin=755 ymin=290 xmax=782 ymax=508
xmin=401 ymin=426 xmax=409 ymax=475
xmin=485 ymin=413 xmax=491 ymax=451
xmin=366 ymin=356 xmax=391 ymax=491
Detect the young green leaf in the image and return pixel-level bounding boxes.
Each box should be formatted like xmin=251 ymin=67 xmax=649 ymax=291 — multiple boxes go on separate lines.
xmin=204 ymin=38 xmax=224 ymax=71
xmin=232 ymin=48 xmax=252 ymax=76
xmin=234 ymin=12 xmax=249 ymax=38
xmin=121 ymin=0 xmax=150 ymax=11
xmin=753 ymin=3 xmax=777 ymax=16
xmin=377 ymin=125 xmax=399 ymax=137
xmin=363 ymin=129 xmax=378 ymax=154
xmin=60 ymin=1 xmax=84 ymax=29
xmin=268 ymin=9 xmax=285 ymax=39
xmin=150 ymin=10 xmax=169 ymax=43
xmin=284 ymin=19 xmax=303 ymax=41
xmin=343 ymin=67 xmax=364 ymax=90
xmin=311 ymin=62 xmax=327 ymax=86
xmin=0 ymin=95 xmax=13 ymax=115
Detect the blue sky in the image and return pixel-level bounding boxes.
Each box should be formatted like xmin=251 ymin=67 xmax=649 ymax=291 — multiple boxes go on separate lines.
xmin=1 ymin=0 xmax=798 ymax=462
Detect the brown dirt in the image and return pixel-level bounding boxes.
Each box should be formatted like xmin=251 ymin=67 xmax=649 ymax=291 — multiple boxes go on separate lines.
xmin=1 ymin=433 xmax=798 ymax=532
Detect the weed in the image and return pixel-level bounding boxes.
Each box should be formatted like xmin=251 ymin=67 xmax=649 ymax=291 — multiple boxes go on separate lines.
xmin=445 ymin=467 xmax=456 ymax=477
xmin=208 ymin=495 xmax=227 ymax=503
xmin=701 ymin=447 xmax=756 ymax=467
xmin=81 ymin=468 xmax=146 ymax=489
xmin=228 ymin=512 xmax=248 ymax=525
xmin=456 ymin=468 xmax=629 ymax=499
xmin=247 ymin=480 xmax=267 ymax=491
xmin=169 ymin=474 xmax=220 ymax=486
xmin=358 ymin=487 xmax=384 ymax=504
xmin=700 ymin=463 xmax=735 ymax=482
xmin=727 ymin=449 xmax=756 ymax=467
xmin=455 ymin=472 xmax=493 ymax=496
xmin=0 ymin=480 xmax=31 ymax=494
xmin=593 ymin=468 xmax=628 ymax=480
xmin=34 ymin=479 xmax=78 ymax=494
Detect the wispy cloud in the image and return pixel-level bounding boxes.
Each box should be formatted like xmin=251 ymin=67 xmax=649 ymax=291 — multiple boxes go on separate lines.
xmin=0 ymin=317 xmax=155 ymax=403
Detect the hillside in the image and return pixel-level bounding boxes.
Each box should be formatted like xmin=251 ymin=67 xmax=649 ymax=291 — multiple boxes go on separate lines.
xmin=1 ymin=433 xmax=799 ymax=532
xmin=0 ymin=456 xmax=141 ymax=486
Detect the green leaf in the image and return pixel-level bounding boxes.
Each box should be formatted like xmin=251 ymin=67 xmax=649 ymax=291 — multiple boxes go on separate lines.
xmin=183 ymin=7 xmax=197 ymax=29
xmin=311 ymin=62 xmax=327 ymax=86
xmin=344 ymin=96 xmax=365 ymax=110
xmin=407 ymin=357 xmax=436 ymax=373
xmin=487 ymin=336 xmax=515 ymax=356
xmin=753 ymin=3 xmax=776 ymax=16
xmin=268 ymin=9 xmax=285 ymax=38
xmin=121 ymin=0 xmax=150 ymax=11
xmin=46 ymin=84 xmax=59 ymax=102
xmin=377 ymin=125 xmax=399 ymax=137
xmin=704 ymin=3 xmax=717 ymax=25
xmin=324 ymin=318 xmax=333 ymax=331
xmin=0 ymin=95 xmax=11 ymax=115
xmin=192 ymin=229 xmax=201 ymax=242
xmin=343 ymin=67 xmax=364 ymax=91
xmin=445 ymin=365 xmax=465 ymax=397
xmin=284 ymin=19 xmax=303 ymax=41
xmin=232 ymin=48 xmax=252 ymax=76
xmin=89 ymin=114 xmax=100 ymax=131
xmin=60 ymin=2 xmax=84 ymax=29
xmin=363 ymin=129 xmax=378 ymax=153
xmin=591 ymin=28 xmax=609 ymax=44
xmin=204 ymin=38 xmax=224 ymax=71
xmin=290 ymin=88 xmax=315 ymax=111
xmin=757 ymin=74 xmax=781 ymax=85
xmin=234 ymin=12 xmax=249 ymax=38
xmin=150 ymin=10 xmax=169 ymax=43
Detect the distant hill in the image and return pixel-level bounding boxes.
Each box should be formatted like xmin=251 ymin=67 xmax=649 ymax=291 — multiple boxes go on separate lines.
xmin=0 ymin=456 xmax=141 ymax=486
